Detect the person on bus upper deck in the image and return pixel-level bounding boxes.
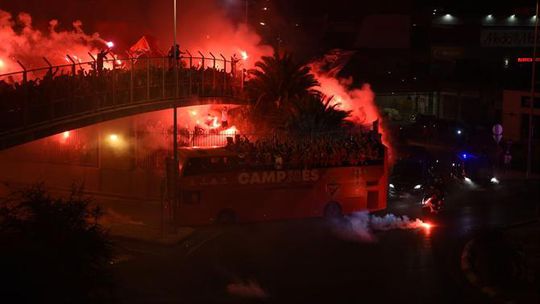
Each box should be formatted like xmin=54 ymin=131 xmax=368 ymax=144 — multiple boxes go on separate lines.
xmin=205 ymin=113 xmax=215 ymax=127
xmin=221 ymin=106 xmax=229 ymax=128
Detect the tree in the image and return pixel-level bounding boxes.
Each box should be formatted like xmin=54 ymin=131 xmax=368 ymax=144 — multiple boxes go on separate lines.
xmin=0 ymin=185 xmax=114 ymax=303
xmin=286 ymin=93 xmax=352 ymax=134
xmin=247 ymin=51 xmax=319 ymax=113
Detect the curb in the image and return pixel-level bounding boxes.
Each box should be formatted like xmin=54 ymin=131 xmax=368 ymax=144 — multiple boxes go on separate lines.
xmin=460 ymin=239 xmax=514 ymax=304
xmin=503 ymin=218 xmax=539 ymax=230
xmin=111 ymin=227 xmax=196 ymax=247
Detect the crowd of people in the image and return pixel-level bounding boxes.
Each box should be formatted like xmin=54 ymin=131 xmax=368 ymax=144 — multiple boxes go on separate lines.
xmin=224 ymin=130 xmax=385 ymax=170
xmin=0 ymin=51 xmax=241 ymax=131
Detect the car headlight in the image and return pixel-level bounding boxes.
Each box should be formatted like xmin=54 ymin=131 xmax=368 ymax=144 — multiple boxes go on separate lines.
xmin=389 ymin=183 xmax=395 ymax=189
xmin=464 ymin=177 xmax=472 ymax=183
xmin=413 ymin=184 xmax=422 ymax=190
xmin=490 ymin=177 xmax=499 ymax=184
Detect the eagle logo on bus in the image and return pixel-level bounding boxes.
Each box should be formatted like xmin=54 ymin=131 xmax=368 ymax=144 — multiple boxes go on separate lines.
xmin=238 ymin=169 xmax=320 ymax=185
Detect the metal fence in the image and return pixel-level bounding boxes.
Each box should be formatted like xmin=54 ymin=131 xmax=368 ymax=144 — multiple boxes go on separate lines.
xmin=0 ymin=53 xmax=246 ymax=136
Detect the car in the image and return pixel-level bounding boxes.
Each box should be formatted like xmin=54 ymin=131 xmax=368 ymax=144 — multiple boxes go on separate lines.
xmin=388 ymin=158 xmax=430 ymax=198
xmin=452 ymin=151 xmax=498 ymax=186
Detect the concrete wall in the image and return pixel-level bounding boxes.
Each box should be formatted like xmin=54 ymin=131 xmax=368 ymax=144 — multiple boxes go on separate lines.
xmin=502 ymin=90 xmax=540 ymax=142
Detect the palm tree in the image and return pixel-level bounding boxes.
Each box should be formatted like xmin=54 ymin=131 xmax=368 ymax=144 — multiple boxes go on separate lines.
xmin=247 ymin=51 xmax=319 ymax=112
xmin=286 ymin=93 xmax=352 ymax=134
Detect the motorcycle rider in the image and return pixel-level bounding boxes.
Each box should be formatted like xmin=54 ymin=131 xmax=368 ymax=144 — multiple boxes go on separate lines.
xmin=424 ymin=176 xmax=445 ymax=213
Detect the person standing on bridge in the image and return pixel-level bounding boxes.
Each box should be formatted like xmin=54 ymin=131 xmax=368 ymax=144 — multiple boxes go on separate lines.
xmin=168 ymin=44 xmax=183 ymax=69
xmin=96 ymin=49 xmax=110 ymax=75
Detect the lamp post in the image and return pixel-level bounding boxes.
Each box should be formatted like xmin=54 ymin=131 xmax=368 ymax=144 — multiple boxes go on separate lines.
xmin=173 ymin=0 xmax=179 ymax=219
xmin=245 ymin=0 xmax=248 ymax=25
xmin=528 ymin=0 xmax=539 ymax=179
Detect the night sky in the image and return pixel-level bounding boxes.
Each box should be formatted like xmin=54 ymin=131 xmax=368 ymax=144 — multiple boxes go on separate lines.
xmin=0 ymin=0 xmax=537 ymax=53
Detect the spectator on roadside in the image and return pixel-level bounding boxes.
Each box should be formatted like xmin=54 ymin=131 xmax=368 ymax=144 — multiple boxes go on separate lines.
xmin=503 ymin=150 xmax=512 ymax=172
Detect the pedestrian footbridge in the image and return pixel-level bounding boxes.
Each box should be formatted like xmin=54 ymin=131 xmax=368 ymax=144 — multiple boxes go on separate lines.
xmin=0 ymin=54 xmax=246 ymax=150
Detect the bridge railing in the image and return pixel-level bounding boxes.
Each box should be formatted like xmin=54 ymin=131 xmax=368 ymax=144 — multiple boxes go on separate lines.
xmin=0 ymin=54 xmax=246 ymax=135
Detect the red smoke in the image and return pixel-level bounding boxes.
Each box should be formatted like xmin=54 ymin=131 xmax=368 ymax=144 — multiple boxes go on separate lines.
xmin=0 ymin=1 xmax=272 ymax=76
xmin=309 ymin=52 xmax=394 ymax=162
xmin=1 ymin=5 xmax=392 ymax=161
xmin=0 ymin=9 xmax=107 ymax=74
xmin=168 ymin=2 xmax=272 ymax=70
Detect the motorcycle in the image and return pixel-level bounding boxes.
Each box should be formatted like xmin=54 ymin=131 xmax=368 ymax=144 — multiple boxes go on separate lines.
xmin=421 ymin=188 xmax=445 ymax=216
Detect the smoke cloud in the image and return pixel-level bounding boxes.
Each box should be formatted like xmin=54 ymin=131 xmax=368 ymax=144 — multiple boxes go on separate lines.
xmin=331 ymin=211 xmax=428 ymax=242
xmin=168 ymin=1 xmax=272 ymax=70
xmin=309 ymin=50 xmax=394 ymax=161
xmin=0 ymin=9 xmax=107 ymax=74
xmin=0 ymin=0 xmax=272 ymax=75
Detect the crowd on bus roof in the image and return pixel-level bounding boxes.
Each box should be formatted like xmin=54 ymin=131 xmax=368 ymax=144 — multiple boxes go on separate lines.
xmin=224 ymin=130 xmax=385 ymax=170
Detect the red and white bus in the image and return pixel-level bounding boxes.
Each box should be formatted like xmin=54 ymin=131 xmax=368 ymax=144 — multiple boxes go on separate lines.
xmin=171 ymin=141 xmax=389 ymax=225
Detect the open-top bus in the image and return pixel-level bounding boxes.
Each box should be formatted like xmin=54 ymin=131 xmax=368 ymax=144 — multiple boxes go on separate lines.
xmin=170 ymin=133 xmax=389 ymax=225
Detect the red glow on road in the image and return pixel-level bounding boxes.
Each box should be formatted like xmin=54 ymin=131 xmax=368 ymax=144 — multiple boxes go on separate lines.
xmin=421 ymin=222 xmax=432 ymax=230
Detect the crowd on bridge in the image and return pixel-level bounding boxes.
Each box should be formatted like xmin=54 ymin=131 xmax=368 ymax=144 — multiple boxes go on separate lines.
xmin=0 ymin=50 xmax=241 ymax=131
xmin=225 ymin=130 xmax=385 ymax=170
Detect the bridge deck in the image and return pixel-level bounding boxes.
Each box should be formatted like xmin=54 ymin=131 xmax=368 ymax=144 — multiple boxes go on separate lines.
xmin=0 ymin=56 xmax=246 ymax=149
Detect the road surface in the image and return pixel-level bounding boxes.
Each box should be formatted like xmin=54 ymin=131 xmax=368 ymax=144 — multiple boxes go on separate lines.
xmin=112 ymin=179 xmax=540 ymax=303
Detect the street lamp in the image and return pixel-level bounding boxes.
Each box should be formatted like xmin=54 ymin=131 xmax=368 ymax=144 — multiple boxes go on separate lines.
xmin=172 ymin=0 xmax=179 ymax=218
xmin=527 ymin=0 xmax=539 ymax=179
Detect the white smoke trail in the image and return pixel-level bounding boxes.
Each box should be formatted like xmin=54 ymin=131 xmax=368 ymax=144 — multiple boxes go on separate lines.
xmin=332 ymin=211 xmax=427 ymax=242
xmin=226 ymin=279 xmax=268 ymax=299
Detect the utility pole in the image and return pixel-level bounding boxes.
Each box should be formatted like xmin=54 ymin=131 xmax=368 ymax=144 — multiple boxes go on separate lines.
xmin=527 ymin=0 xmax=539 ymax=179
xmin=245 ymin=0 xmax=248 ymax=25
xmin=172 ymin=0 xmax=179 ymax=224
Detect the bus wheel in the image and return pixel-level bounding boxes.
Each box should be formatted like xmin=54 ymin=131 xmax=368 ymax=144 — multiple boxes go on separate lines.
xmin=324 ymin=202 xmax=343 ymax=219
xmin=216 ymin=209 xmax=237 ymax=224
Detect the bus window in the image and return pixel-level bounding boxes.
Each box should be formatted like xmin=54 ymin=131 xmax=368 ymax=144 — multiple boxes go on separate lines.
xmin=182 ymin=156 xmax=241 ymax=176
xmin=182 ymin=158 xmax=210 ymax=176
xmin=181 ymin=190 xmax=200 ymax=205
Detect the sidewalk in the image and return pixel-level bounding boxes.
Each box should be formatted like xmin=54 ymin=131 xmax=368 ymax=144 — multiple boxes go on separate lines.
xmin=504 ymin=220 xmax=540 ymax=302
xmin=496 ymin=170 xmax=540 ymax=181
xmin=98 ymin=206 xmax=195 ymax=246
xmin=106 ymin=221 xmax=195 ymax=246
xmin=461 ymin=220 xmax=540 ymax=303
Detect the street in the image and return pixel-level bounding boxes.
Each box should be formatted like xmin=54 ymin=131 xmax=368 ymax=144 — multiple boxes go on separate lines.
xmin=112 ymin=179 xmax=540 ymax=303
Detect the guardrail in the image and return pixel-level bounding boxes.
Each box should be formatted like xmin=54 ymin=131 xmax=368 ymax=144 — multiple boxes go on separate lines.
xmin=0 ymin=53 xmax=246 ymax=137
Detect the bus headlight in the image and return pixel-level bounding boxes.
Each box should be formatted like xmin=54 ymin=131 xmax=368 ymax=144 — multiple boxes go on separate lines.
xmin=413 ymin=184 xmax=422 ymax=190
xmin=389 ymin=183 xmax=395 ymax=189
xmin=490 ymin=177 xmax=499 ymax=184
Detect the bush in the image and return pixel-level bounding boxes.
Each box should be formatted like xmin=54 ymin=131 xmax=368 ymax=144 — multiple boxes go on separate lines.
xmin=0 ymin=185 xmax=114 ymax=303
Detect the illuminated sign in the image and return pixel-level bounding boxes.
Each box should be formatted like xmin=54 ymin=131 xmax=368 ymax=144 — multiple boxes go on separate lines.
xmin=481 ymin=30 xmax=538 ymax=47
xmin=517 ymin=57 xmax=540 ymax=62
xmin=238 ymin=170 xmax=320 ymax=185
